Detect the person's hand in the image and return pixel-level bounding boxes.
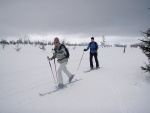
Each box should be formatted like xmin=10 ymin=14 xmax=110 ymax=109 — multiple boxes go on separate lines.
xmin=52 ymin=49 xmax=55 ymax=54
xmin=47 ymin=56 xmax=53 ymax=61
xmin=47 ymin=56 xmax=50 ymax=61
xmin=83 ymin=49 xmax=86 ymax=51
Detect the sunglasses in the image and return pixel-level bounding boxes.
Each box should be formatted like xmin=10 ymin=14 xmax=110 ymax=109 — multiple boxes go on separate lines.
xmin=54 ymin=42 xmax=59 ymax=43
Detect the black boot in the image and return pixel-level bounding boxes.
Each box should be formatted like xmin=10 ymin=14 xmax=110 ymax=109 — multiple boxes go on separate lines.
xmin=91 ymin=67 xmax=94 ymax=70
xmin=96 ymin=66 xmax=100 ymax=69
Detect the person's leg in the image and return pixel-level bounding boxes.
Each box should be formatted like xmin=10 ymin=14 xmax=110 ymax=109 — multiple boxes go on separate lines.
xmin=62 ymin=62 xmax=74 ymax=82
xmin=62 ymin=62 xmax=72 ymax=78
xmin=94 ymin=53 xmax=99 ymax=68
xmin=58 ymin=63 xmax=64 ymax=84
xmin=90 ymin=53 xmax=94 ymax=69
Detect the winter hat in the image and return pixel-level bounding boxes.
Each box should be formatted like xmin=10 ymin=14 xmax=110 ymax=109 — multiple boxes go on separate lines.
xmin=54 ymin=37 xmax=59 ymax=42
xmin=91 ymin=37 xmax=94 ymax=40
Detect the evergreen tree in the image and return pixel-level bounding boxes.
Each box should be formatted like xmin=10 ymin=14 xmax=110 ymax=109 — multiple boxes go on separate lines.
xmin=140 ymin=28 xmax=150 ymax=73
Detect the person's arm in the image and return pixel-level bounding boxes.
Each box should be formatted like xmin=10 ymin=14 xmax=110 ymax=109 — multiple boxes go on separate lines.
xmin=50 ymin=54 xmax=56 ymax=60
xmin=48 ymin=49 xmax=56 ymax=60
xmin=84 ymin=43 xmax=90 ymax=51
xmin=56 ymin=45 xmax=66 ymax=55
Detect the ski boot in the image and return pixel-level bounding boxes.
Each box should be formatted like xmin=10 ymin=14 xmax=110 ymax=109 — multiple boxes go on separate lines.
xmin=57 ymin=84 xmax=65 ymax=89
xmin=69 ymin=75 xmax=75 ymax=83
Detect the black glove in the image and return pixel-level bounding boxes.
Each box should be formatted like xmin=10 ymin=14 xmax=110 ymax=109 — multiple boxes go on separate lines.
xmin=47 ymin=56 xmax=53 ymax=61
xmin=52 ymin=49 xmax=55 ymax=54
xmin=83 ymin=49 xmax=87 ymax=51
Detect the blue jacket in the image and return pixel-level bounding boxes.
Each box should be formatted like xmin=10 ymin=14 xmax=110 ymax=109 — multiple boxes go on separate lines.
xmin=85 ymin=41 xmax=98 ymax=53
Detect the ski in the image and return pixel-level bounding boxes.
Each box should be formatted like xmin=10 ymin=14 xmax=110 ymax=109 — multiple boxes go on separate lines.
xmin=64 ymin=79 xmax=82 ymax=85
xmin=84 ymin=67 xmax=101 ymax=73
xmin=39 ymin=79 xmax=82 ymax=96
xmin=84 ymin=69 xmax=92 ymax=73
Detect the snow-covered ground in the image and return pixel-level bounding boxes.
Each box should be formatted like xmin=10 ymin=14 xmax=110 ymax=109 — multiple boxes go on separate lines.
xmin=0 ymin=45 xmax=150 ymax=113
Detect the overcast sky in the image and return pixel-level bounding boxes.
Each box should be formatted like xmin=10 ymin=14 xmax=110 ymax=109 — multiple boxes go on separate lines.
xmin=0 ymin=0 xmax=150 ymax=44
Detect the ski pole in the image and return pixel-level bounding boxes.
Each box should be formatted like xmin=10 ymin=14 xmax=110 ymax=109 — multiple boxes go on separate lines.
xmin=77 ymin=51 xmax=85 ymax=70
xmin=54 ymin=58 xmax=58 ymax=84
xmin=47 ymin=56 xmax=56 ymax=84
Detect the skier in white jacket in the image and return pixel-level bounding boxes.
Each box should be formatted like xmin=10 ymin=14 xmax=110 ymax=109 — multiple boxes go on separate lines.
xmin=48 ymin=37 xmax=74 ymax=88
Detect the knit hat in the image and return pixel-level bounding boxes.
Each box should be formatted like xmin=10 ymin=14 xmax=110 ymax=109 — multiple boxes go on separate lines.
xmin=91 ymin=37 xmax=94 ymax=40
xmin=54 ymin=37 xmax=59 ymax=42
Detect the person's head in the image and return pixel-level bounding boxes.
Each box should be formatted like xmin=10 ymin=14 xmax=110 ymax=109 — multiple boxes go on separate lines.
xmin=54 ymin=37 xmax=60 ymax=47
xmin=91 ymin=37 xmax=94 ymax=42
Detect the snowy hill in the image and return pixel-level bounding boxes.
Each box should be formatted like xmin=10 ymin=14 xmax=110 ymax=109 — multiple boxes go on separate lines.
xmin=0 ymin=45 xmax=150 ymax=113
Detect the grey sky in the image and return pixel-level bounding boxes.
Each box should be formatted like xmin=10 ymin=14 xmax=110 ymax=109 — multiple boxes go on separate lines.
xmin=0 ymin=0 xmax=150 ymax=44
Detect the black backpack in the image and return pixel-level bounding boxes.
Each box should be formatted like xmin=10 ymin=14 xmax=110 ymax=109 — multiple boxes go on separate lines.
xmin=59 ymin=44 xmax=70 ymax=58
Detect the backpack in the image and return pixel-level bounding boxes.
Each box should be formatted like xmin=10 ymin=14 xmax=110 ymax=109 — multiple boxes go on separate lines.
xmin=59 ymin=44 xmax=70 ymax=58
xmin=89 ymin=42 xmax=98 ymax=50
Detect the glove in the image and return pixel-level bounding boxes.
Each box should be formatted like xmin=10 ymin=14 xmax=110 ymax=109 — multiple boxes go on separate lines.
xmin=83 ymin=49 xmax=87 ymax=51
xmin=52 ymin=49 xmax=55 ymax=54
xmin=47 ymin=56 xmax=53 ymax=61
xmin=47 ymin=56 xmax=50 ymax=61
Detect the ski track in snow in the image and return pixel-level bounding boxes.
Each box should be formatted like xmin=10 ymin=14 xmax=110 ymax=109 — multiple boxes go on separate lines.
xmin=0 ymin=45 xmax=150 ymax=113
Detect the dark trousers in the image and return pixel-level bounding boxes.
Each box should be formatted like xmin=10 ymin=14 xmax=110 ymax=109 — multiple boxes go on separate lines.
xmin=90 ymin=53 xmax=99 ymax=68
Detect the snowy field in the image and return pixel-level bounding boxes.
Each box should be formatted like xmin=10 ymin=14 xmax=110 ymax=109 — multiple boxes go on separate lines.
xmin=0 ymin=45 xmax=150 ymax=113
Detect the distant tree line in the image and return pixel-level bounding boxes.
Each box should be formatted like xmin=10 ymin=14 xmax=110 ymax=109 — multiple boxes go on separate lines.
xmin=0 ymin=39 xmax=53 ymax=45
xmin=0 ymin=38 xmax=131 ymax=48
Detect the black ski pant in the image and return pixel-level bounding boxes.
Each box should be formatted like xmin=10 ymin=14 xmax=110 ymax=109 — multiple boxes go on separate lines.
xmin=90 ymin=52 xmax=99 ymax=68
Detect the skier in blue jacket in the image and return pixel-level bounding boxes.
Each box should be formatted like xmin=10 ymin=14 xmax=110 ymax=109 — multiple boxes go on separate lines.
xmin=84 ymin=37 xmax=99 ymax=69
